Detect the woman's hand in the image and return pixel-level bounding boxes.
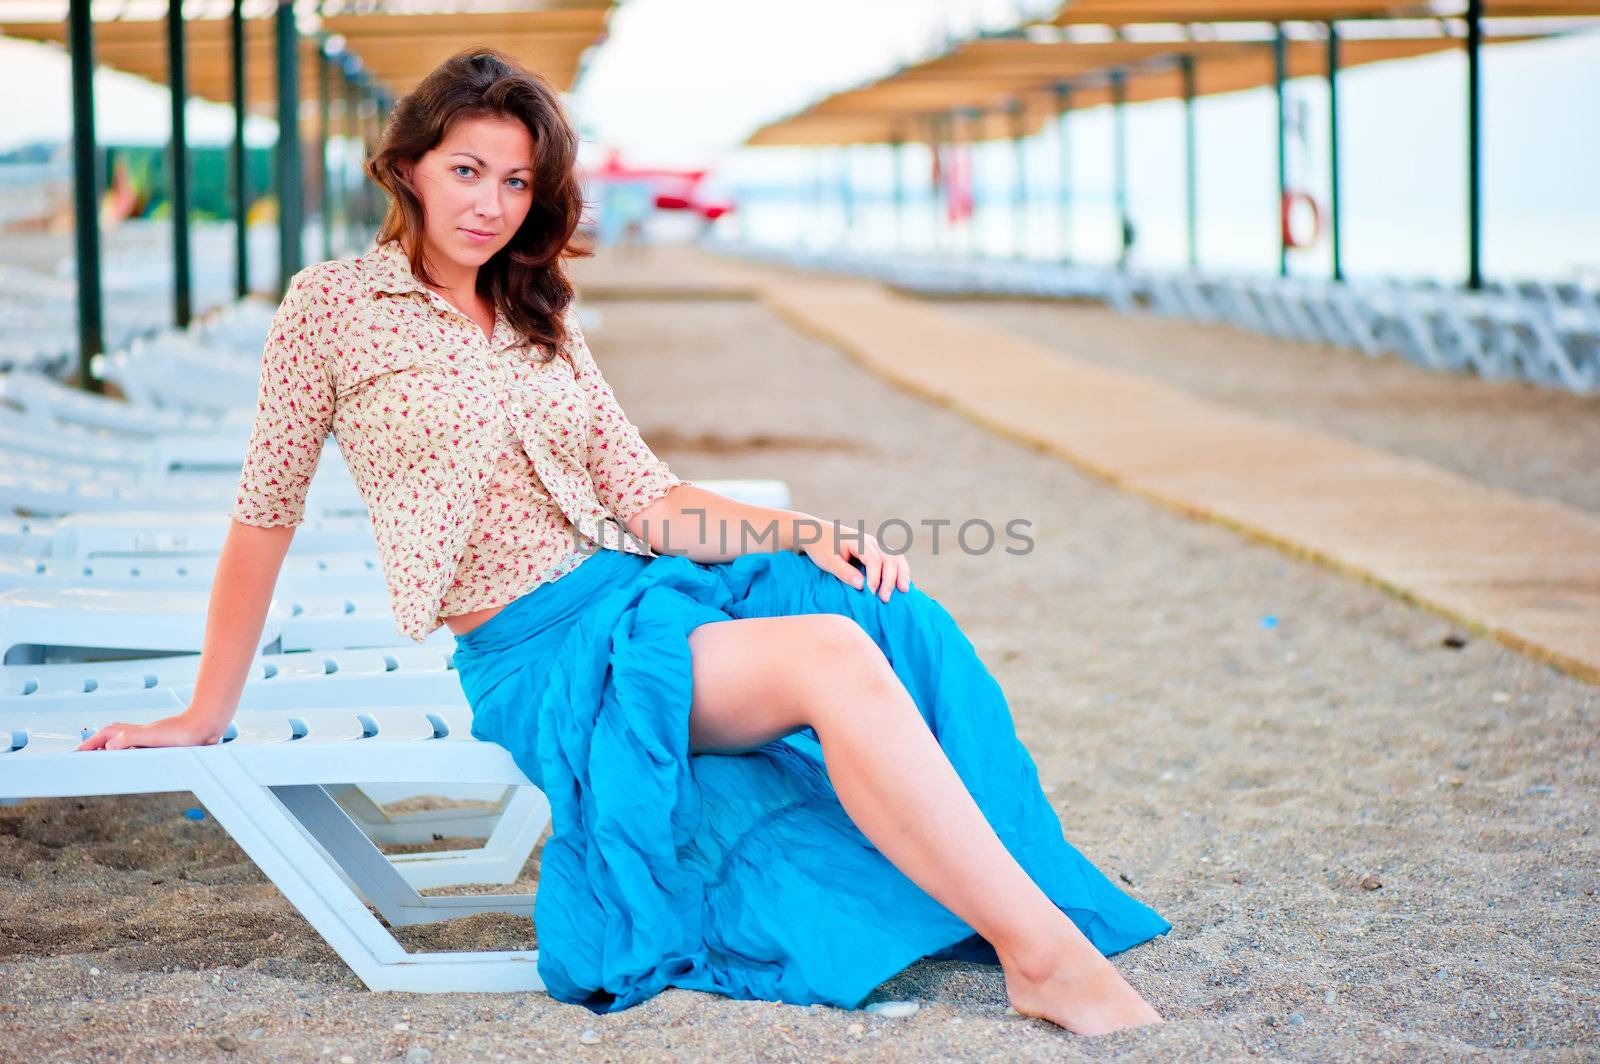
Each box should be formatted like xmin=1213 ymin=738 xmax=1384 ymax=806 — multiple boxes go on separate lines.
xmin=800 ymin=527 xmax=912 ymax=602
xmin=76 ymin=712 xmax=227 ymax=752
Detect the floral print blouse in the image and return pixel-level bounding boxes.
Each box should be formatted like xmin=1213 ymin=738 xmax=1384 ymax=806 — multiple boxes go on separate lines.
xmin=230 ymin=239 xmax=688 ymax=643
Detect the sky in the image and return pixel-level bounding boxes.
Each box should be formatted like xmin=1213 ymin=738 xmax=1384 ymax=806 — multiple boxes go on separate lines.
xmin=0 ymin=1 xmax=1595 ymax=278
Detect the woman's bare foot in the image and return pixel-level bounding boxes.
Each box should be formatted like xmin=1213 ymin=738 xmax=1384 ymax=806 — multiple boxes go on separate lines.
xmin=999 ymin=945 xmax=1165 ymax=1037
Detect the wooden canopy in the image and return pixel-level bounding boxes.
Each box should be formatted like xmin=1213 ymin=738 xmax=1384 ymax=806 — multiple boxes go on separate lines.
xmin=745 ymin=27 xmax=1558 ymax=146
xmin=0 ymin=0 xmax=611 ymax=116
xmin=1048 ymin=0 xmax=1600 ymax=22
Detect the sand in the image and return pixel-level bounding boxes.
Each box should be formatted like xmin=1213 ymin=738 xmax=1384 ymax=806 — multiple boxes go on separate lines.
xmin=2 ymin=297 xmax=1595 ymax=1062
xmin=938 ymin=297 xmax=1600 ymax=514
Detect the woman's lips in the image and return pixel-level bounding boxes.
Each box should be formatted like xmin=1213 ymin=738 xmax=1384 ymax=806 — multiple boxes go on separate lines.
xmin=460 ymin=227 xmax=496 ymax=243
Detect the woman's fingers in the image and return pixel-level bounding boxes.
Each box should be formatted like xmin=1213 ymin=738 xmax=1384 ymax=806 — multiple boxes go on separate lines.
xmin=77 ymin=724 xmax=122 ymax=751
xmin=861 ymin=545 xmax=885 ymax=597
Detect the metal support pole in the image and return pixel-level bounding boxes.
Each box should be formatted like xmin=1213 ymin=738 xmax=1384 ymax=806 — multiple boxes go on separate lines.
xmin=166 ymin=0 xmax=191 ymax=326
xmin=890 ymin=132 xmax=906 ymax=252
xmin=67 ymin=0 xmax=104 ymax=391
xmin=928 ymin=115 xmax=945 ymax=254
xmin=837 ymin=144 xmax=853 ymax=245
xmin=318 ymin=42 xmax=332 ymax=262
xmin=1274 ymin=24 xmax=1288 ymax=277
xmin=965 ymin=107 xmax=981 ymax=258
xmin=1465 ymin=0 xmax=1483 ymax=290
xmin=231 ymin=0 xmax=249 ymax=298
xmin=1181 ymin=55 xmax=1198 ymax=271
xmin=275 ymin=0 xmax=302 ymax=295
xmin=810 ymin=147 xmax=824 ymax=251
xmin=1111 ymin=70 xmax=1129 ymax=272
xmin=342 ymin=71 xmax=359 ymax=249
xmin=1327 ymin=22 xmax=1344 ymax=282
xmin=1009 ymin=100 xmax=1027 ymax=260
xmin=1053 ymin=83 xmax=1072 ymax=265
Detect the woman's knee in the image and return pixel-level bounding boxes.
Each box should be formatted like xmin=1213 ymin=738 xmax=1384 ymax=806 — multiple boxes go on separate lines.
xmin=793 ymin=615 xmax=903 ymax=710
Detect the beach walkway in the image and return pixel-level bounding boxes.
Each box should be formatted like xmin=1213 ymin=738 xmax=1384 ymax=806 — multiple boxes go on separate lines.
xmin=574 ymin=246 xmax=1600 ymax=686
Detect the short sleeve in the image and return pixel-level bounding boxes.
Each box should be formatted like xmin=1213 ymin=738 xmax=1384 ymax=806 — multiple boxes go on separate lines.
xmin=230 ymin=270 xmax=337 ymax=528
xmin=565 ymin=306 xmax=687 ymax=521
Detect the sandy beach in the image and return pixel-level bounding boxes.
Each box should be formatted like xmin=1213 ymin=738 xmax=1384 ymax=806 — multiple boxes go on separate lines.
xmin=2 ymin=296 xmax=1595 ymax=1062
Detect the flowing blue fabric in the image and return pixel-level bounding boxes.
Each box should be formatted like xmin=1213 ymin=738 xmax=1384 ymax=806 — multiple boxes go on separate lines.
xmin=450 ymin=546 xmax=1170 ymax=1014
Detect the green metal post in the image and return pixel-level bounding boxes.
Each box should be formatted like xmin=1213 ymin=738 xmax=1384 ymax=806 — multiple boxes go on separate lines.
xmin=1274 ymin=25 xmax=1288 ymax=277
xmin=275 ymin=0 xmax=302 ymax=295
xmin=1053 ymin=83 xmax=1072 ymax=265
xmin=1327 ymin=22 xmax=1344 ymax=282
xmin=1009 ymin=100 xmax=1027 ymax=260
xmin=1181 ymin=55 xmax=1198 ymax=271
xmin=318 ymin=42 xmax=332 ymax=262
xmin=167 ymin=0 xmax=192 ymax=326
xmin=231 ymin=0 xmax=248 ymax=297
xmin=1111 ymin=69 xmax=1129 ymax=271
xmin=890 ymin=131 xmax=905 ymax=252
xmin=68 ymin=0 xmax=104 ymax=391
xmin=1466 ymin=0 xmax=1483 ymax=289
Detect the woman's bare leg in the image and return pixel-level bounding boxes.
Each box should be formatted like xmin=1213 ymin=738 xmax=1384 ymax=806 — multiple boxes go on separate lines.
xmin=686 ymin=614 xmax=1163 ymax=1036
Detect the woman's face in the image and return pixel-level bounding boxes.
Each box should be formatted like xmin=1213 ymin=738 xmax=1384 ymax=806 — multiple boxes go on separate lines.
xmin=407 ymin=113 xmax=536 ymax=283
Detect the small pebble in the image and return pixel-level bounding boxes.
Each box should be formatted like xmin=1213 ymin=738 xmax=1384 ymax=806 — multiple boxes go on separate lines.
xmin=1288 ymin=1012 xmax=1304 ymax=1026
xmin=577 ymin=1029 xmax=600 ymax=1045
xmin=340 ymin=1055 xmax=355 ymax=1064
xmin=406 ymin=1047 xmax=433 ymax=1064
xmin=248 ymin=1028 xmax=263 ymax=1041
xmin=847 ymin=1022 xmax=865 ymax=1038
xmin=864 ymin=1001 xmax=919 ymax=1018
xmin=214 ymin=1034 xmax=240 ymax=1053
xmin=88 ymin=967 xmax=101 ymax=976
xmin=1359 ymin=874 xmax=1383 ymax=891
xmin=1455 ymin=758 xmax=1472 ymax=770
xmin=1324 ymin=990 xmax=1336 ymax=1005
xmin=393 ymin=1022 xmax=410 ymax=1031
xmin=1490 ymin=691 xmax=1511 ymax=704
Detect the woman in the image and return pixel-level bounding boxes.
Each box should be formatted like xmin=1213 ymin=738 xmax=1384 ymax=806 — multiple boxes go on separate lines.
xmin=77 ymin=49 xmax=1170 ymax=1035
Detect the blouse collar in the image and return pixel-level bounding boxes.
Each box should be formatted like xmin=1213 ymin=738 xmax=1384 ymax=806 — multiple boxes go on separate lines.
xmin=359 ymin=238 xmax=529 ymax=357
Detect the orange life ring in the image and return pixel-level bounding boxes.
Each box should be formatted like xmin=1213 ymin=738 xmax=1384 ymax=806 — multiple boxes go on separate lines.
xmin=1281 ymin=189 xmax=1322 ymax=249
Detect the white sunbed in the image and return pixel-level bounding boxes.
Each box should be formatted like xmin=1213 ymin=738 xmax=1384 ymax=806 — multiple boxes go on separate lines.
xmin=2 ymin=702 xmax=545 ymax=993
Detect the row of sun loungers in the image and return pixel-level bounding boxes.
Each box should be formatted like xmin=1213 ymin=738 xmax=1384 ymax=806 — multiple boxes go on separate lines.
xmin=0 ymin=297 xmax=792 ymax=992
xmin=710 ymin=239 xmax=1600 ymax=395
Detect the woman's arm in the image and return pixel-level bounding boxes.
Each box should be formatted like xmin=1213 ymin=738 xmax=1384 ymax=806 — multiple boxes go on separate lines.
xmin=77 ymin=519 xmax=292 ymax=749
xmin=80 ymin=269 xmax=336 ymax=751
xmin=623 ymin=483 xmax=828 ymax=563
xmin=623 ymin=484 xmax=912 ymax=602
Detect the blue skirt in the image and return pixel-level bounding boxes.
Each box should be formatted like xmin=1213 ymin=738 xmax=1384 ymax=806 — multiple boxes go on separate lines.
xmin=450 ymin=546 xmax=1171 ymax=1014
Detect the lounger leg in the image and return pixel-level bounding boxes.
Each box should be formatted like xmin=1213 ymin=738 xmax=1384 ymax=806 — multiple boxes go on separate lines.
xmin=270 ymin=783 xmax=536 ymax=926
xmin=322 ymin=782 xmax=552 ymax=889
xmin=187 ymin=756 xmax=541 ymax=993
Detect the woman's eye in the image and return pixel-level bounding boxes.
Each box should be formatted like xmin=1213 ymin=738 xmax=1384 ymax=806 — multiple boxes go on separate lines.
xmin=453 ymin=165 xmax=476 ymax=178
xmin=507 ymin=178 xmax=528 ymax=190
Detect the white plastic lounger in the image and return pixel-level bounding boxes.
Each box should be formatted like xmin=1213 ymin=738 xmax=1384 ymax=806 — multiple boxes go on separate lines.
xmin=0 ymin=643 xmax=544 ymax=886
xmin=0 ymin=585 xmax=455 ymax=663
xmin=0 ymin=372 xmax=244 ymax=437
xmin=38 ymin=511 xmax=379 ymax=560
xmin=2 ymin=703 xmax=544 ymax=993
xmin=1 ymin=644 xmax=451 ymax=698
xmin=0 ymin=670 xmax=545 ymax=890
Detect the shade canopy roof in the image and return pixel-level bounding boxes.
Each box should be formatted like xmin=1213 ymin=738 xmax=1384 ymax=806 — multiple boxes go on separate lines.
xmin=745 ymin=22 xmax=1572 ymax=146
xmin=1048 ymin=0 xmax=1600 ymax=22
xmin=0 ymin=0 xmax=612 ymax=116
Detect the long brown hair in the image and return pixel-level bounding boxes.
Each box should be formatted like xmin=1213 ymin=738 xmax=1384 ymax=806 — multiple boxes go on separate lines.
xmin=366 ymin=48 xmax=593 ymax=357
